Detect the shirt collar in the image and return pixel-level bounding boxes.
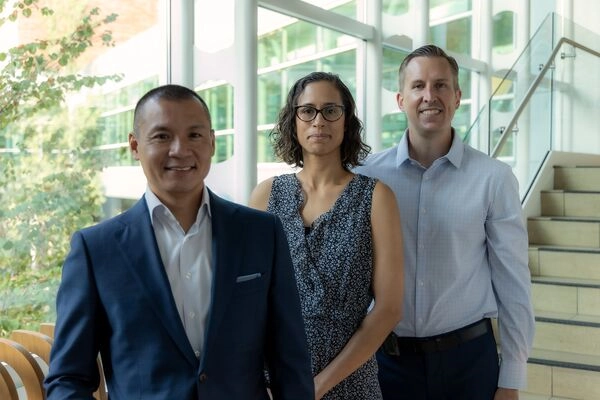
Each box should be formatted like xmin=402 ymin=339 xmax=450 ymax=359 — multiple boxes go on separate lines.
xmin=144 ymin=185 xmax=212 ymax=226
xmin=396 ymin=127 xmax=464 ymax=168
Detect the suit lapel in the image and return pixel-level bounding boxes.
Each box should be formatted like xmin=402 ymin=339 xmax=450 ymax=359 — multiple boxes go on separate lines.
xmin=201 ymin=193 xmax=242 ymax=363
xmin=117 ymin=198 xmax=197 ymax=367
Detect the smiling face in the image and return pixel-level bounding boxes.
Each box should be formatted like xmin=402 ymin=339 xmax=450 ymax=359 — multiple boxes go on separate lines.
xmin=129 ymin=97 xmax=215 ymax=205
xmin=295 ymin=80 xmax=345 ymax=159
xmin=397 ymin=56 xmax=462 ymax=140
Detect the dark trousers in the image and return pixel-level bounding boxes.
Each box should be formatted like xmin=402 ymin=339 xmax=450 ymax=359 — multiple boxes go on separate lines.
xmin=376 ymin=326 xmax=499 ymax=400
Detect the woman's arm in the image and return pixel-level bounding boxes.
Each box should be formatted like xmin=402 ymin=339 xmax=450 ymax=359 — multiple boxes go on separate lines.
xmin=314 ymin=181 xmax=404 ymax=399
xmin=248 ymin=177 xmax=274 ymax=211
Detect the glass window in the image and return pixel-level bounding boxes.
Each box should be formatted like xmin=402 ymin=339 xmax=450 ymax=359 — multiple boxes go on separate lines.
xmin=286 ymin=21 xmax=318 ymax=59
xmin=455 ymin=67 xmax=473 ymax=138
xmin=491 ymin=72 xmax=515 ymax=113
xmin=259 ymin=71 xmax=285 ymax=126
xmin=299 ymin=1 xmax=357 ymax=20
xmin=383 ymin=0 xmax=409 ymax=16
xmin=381 ymin=46 xmax=408 ymax=149
xmin=0 ymin=0 xmax=162 ymax=335
xmin=458 ymin=68 xmax=471 ymax=95
xmin=382 ymin=47 xmax=408 ymax=92
xmin=258 ymin=29 xmax=285 ymax=69
xmin=489 ymin=72 xmax=516 ymax=154
xmin=256 ymin=8 xmax=359 ymax=169
xmin=430 ymin=16 xmax=472 ymax=55
xmin=454 ymin=103 xmax=472 ymax=138
xmin=258 ymin=7 xmax=356 ymax=68
xmin=195 ymin=84 xmax=235 ymax=163
xmin=199 ymin=85 xmax=234 ymax=132
xmin=258 ymin=128 xmax=277 ymax=163
xmin=430 ymin=0 xmax=471 ymax=20
xmin=493 ymin=11 xmax=515 ymax=54
xmin=213 ymin=133 xmax=235 ymax=163
xmin=199 ymin=8 xmax=361 ymax=168
xmin=381 ymin=112 xmax=407 ymax=149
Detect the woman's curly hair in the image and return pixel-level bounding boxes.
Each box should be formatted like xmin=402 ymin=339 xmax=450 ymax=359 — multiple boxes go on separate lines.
xmin=271 ymin=71 xmax=370 ymax=170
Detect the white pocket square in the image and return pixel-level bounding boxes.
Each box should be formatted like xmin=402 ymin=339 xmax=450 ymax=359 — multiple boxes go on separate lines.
xmin=236 ymin=273 xmax=262 ymax=283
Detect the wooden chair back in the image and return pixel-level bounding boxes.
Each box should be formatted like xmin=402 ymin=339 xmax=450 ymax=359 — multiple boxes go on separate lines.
xmin=37 ymin=323 xmax=108 ymax=400
xmin=0 ymin=338 xmax=45 ymax=400
xmin=0 ymin=361 xmax=19 ymax=400
xmin=38 ymin=323 xmax=55 ymax=339
xmin=10 ymin=330 xmax=53 ymax=367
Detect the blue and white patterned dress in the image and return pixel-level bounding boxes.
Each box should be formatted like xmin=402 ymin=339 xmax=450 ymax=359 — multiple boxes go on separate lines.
xmin=268 ymin=173 xmax=382 ymax=399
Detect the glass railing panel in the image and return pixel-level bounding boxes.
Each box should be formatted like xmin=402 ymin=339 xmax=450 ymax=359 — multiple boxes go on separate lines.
xmin=512 ymin=68 xmax=553 ymax=199
xmin=462 ymin=102 xmax=488 ymax=152
xmin=491 ymin=40 xmax=599 ymax=199
xmin=487 ymin=13 xmax=555 ymax=156
xmin=551 ymin=40 xmax=600 ymax=154
xmin=555 ymin=13 xmax=600 ymax=53
xmin=465 ymin=12 xmax=600 ymax=201
xmin=464 ymin=13 xmax=556 ymax=156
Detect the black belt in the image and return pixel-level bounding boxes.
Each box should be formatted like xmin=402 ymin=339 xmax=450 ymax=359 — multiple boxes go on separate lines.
xmin=382 ymin=319 xmax=491 ymax=355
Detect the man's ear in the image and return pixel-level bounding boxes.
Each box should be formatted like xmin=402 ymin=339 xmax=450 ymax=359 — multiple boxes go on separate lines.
xmin=455 ymin=89 xmax=462 ymax=109
xmin=128 ymin=132 xmax=140 ymax=160
xmin=210 ymin=129 xmax=216 ymax=157
xmin=396 ymin=92 xmax=405 ymax=112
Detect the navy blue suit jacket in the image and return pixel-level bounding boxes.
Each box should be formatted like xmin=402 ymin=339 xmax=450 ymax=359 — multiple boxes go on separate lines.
xmin=45 ymin=191 xmax=313 ymax=399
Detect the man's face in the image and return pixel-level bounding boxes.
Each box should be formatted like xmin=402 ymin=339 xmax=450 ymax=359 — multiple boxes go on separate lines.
xmin=397 ymin=56 xmax=461 ymax=138
xmin=129 ymin=97 xmax=215 ymax=204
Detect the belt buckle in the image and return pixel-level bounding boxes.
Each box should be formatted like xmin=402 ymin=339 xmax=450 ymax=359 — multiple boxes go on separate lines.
xmin=419 ymin=337 xmax=439 ymax=353
xmin=382 ymin=333 xmax=400 ymax=356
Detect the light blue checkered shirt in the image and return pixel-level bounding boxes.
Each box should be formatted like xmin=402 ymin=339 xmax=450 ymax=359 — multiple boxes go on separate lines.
xmin=355 ymin=130 xmax=535 ymax=389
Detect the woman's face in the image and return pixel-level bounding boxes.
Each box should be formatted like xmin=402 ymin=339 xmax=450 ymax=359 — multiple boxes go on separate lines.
xmin=294 ymin=81 xmax=345 ymax=160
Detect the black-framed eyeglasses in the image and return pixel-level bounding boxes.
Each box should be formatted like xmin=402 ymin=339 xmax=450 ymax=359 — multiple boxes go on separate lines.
xmin=294 ymin=105 xmax=345 ymax=122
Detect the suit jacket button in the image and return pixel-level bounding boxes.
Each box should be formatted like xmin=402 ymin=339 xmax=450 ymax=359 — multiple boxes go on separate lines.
xmin=199 ymin=373 xmax=208 ymax=383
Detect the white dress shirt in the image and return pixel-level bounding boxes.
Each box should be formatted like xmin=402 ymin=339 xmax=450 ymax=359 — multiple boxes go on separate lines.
xmin=145 ymin=186 xmax=212 ymax=359
xmin=355 ymin=130 xmax=535 ymax=389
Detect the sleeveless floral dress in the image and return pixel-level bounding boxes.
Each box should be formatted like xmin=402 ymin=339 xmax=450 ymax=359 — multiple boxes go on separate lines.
xmin=268 ymin=173 xmax=382 ymax=399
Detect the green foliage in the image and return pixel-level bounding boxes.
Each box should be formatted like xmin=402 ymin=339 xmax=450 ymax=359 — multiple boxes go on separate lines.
xmin=0 ymin=266 xmax=61 ymax=337
xmin=0 ymin=0 xmax=121 ymax=130
xmin=0 ymin=107 xmax=107 ymax=337
xmin=0 ymin=0 xmax=121 ymax=336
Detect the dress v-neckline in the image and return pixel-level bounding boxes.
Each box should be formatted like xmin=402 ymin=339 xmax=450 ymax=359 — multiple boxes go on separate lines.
xmin=294 ymin=173 xmax=357 ymax=229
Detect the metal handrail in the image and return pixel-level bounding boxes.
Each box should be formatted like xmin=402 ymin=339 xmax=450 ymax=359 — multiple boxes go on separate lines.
xmin=490 ymin=37 xmax=600 ymax=158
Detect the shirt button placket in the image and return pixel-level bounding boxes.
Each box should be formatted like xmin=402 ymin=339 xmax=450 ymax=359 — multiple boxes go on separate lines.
xmin=415 ymin=170 xmax=431 ymax=333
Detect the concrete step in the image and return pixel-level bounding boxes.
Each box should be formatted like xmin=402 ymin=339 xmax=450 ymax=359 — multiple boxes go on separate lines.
xmin=520 ymin=394 xmax=573 ymax=400
xmin=523 ymin=164 xmax=600 ymax=400
xmin=528 ymin=218 xmax=600 ymax=248
xmin=532 ymin=277 xmax=600 ymax=317
xmin=541 ymin=190 xmax=600 ymax=218
xmin=525 ymin=348 xmax=600 ymax=399
xmin=554 ymin=166 xmax=600 ymax=191
xmin=529 ymin=246 xmax=600 ymax=280
xmin=533 ymin=312 xmax=600 ymax=357
xmin=520 ymin=393 xmax=574 ymax=400
xmin=519 ymin=394 xmax=573 ymax=400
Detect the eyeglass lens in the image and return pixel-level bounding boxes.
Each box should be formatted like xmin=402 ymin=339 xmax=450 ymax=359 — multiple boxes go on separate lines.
xmin=296 ymin=105 xmax=344 ymax=122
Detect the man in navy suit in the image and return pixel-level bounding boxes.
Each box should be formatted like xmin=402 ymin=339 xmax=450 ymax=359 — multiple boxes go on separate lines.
xmin=45 ymin=84 xmax=314 ymax=399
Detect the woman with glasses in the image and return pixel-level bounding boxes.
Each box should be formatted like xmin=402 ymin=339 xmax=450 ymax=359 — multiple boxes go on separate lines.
xmin=249 ymin=71 xmax=404 ymax=400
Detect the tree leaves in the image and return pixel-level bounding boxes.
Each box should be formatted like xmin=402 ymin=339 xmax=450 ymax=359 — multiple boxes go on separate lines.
xmin=0 ymin=0 xmax=122 ymax=334
xmin=0 ymin=1 xmax=122 ymax=130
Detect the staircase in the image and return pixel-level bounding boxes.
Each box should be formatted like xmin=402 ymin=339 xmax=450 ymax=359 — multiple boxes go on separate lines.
xmin=522 ymin=166 xmax=600 ymax=400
